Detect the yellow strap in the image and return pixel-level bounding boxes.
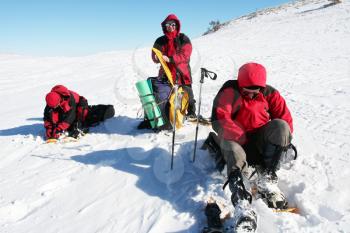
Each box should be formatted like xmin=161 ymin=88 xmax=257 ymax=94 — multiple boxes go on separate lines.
xmin=152 ymin=48 xmax=174 ymax=86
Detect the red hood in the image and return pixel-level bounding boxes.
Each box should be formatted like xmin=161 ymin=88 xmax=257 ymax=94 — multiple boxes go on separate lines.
xmin=51 ymin=85 xmax=70 ymax=96
xmin=47 ymin=85 xmax=72 ymax=112
xmin=45 ymin=92 xmax=61 ymax=108
xmin=237 ymin=63 xmax=266 ymax=88
xmin=161 ymin=14 xmax=181 ymax=36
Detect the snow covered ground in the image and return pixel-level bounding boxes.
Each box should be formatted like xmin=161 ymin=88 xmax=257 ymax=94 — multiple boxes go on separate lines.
xmin=1 ymin=0 xmax=350 ymax=232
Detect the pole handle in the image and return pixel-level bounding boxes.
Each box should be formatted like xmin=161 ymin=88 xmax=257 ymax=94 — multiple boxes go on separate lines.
xmin=200 ymin=68 xmax=217 ymax=83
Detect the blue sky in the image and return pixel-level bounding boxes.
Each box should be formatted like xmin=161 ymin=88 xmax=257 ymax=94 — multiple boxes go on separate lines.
xmin=0 ymin=0 xmax=291 ymax=56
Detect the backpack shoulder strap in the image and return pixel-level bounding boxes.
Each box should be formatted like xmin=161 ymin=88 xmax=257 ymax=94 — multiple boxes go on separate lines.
xmin=261 ymin=84 xmax=277 ymax=97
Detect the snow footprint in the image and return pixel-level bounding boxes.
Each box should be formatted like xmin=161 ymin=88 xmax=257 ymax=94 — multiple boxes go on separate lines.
xmin=318 ymin=205 xmax=343 ymax=222
xmin=0 ymin=198 xmax=47 ymax=223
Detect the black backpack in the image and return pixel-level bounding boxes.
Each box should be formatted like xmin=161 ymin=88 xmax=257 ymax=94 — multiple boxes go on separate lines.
xmin=211 ymin=80 xmax=241 ymax=134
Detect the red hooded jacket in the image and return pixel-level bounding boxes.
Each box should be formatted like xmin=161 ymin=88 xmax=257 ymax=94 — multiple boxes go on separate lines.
xmin=152 ymin=14 xmax=192 ymax=85
xmin=212 ymin=63 xmax=293 ymax=145
xmin=43 ymin=85 xmax=87 ymax=139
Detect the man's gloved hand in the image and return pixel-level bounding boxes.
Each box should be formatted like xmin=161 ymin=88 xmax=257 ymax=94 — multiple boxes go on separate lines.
xmin=162 ymin=55 xmax=170 ymax=63
xmin=52 ymin=128 xmax=65 ymax=139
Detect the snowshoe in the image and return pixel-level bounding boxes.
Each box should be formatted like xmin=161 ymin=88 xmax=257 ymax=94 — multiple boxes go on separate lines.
xmin=186 ymin=112 xmax=197 ymax=121
xmin=233 ymin=200 xmax=257 ymax=233
xmin=187 ymin=114 xmax=211 ymax=125
xmin=203 ymin=202 xmax=224 ymax=233
xmin=45 ymin=134 xmax=78 ymax=144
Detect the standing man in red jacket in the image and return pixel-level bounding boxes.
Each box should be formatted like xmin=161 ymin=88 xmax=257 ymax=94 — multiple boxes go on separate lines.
xmin=208 ymin=62 xmax=295 ymax=230
xmin=152 ymin=14 xmax=196 ymax=118
xmin=44 ymin=85 xmax=114 ymax=140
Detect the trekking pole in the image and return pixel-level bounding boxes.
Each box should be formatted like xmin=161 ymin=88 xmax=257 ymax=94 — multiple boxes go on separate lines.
xmin=171 ymin=77 xmax=179 ymax=170
xmin=192 ymin=68 xmax=217 ymax=163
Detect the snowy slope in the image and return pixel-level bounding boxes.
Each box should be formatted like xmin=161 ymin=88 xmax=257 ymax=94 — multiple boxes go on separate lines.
xmin=1 ymin=0 xmax=350 ymax=232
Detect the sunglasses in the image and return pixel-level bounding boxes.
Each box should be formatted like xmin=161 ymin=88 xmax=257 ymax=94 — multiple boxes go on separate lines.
xmin=242 ymin=87 xmax=260 ymax=98
xmin=165 ymin=22 xmax=176 ymax=27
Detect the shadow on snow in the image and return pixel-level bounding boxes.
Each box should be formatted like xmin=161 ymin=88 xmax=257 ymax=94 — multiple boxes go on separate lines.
xmin=71 ymin=140 xmax=220 ymax=232
xmin=0 ymin=123 xmax=44 ymax=137
xmin=0 ymin=115 xmax=149 ymax=138
xmin=84 ymin=115 xmax=155 ymax=137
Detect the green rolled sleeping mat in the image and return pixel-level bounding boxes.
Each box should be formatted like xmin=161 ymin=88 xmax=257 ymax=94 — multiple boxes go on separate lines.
xmin=135 ymin=80 xmax=165 ymax=128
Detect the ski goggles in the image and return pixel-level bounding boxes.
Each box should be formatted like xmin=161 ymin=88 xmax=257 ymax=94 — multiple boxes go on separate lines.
xmin=165 ymin=22 xmax=176 ymax=27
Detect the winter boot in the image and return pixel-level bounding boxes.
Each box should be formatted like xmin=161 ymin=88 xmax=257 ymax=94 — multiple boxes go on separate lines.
xmin=201 ymin=133 xmax=219 ymax=153
xmin=69 ymin=127 xmax=89 ymax=139
xmin=137 ymin=119 xmax=152 ymax=129
xmin=201 ymin=133 xmax=226 ymax=172
xmin=227 ymin=170 xmax=257 ymax=232
xmin=257 ymin=143 xmax=292 ymax=209
xmin=256 ymin=167 xmax=288 ymax=209
xmin=227 ymin=170 xmax=252 ymax=206
xmin=154 ymin=122 xmax=173 ymax=132
xmin=68 ymin=121 xmax=89 ymax=139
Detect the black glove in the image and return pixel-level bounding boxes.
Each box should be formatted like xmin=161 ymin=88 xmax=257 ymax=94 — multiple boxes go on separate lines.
xmin=52 ymin=128 xmax=64 ymax=139
xmin=70 ymin=129 xmax=80 ymax=139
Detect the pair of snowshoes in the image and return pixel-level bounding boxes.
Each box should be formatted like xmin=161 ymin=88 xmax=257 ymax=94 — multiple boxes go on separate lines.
xmin=202 ymin=137 xmax=298 ymax=232
xmin=204 ymin=165 xmax=297 ymax=232
xmin=203 ymin=170 xmax=258 ymax=233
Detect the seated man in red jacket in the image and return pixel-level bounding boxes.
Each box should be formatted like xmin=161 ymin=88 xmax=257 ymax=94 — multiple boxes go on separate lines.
xmin=207 ymin=63 xmax=295 ymax=229
xmin=44 ymin=85 xmax=115 ymax=140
